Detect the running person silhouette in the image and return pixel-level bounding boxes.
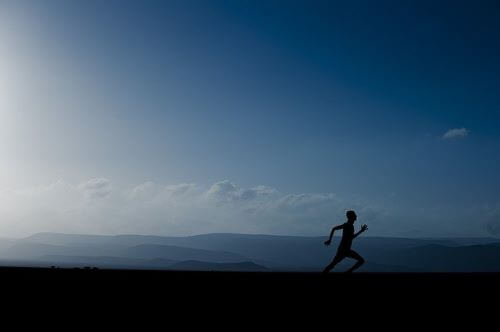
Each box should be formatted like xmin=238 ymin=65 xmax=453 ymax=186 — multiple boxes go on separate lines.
xmin=322 ymin=210 xmax=368 ymax=273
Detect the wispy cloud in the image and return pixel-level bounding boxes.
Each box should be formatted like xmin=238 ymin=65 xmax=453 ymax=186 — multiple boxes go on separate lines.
xmin=2 ymin=178 xmax=493 ymax=237
xmin=0 ymin=179 xmax=380 ymax=237
xmin=78 ymin=178 xmax=112 ymax=199
xmin=442 ymin=128 xmax=469 ymax=140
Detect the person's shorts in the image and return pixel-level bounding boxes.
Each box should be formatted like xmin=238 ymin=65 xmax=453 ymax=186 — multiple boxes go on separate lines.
xmin=334 ymin=248 xmax=363 ymax=261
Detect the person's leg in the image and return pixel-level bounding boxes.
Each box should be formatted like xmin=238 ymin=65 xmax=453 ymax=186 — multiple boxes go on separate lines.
xmin=322 ymin=252 xmax=345 ymax=274
xmin=346 ymin=250 xmax=365 ymax=273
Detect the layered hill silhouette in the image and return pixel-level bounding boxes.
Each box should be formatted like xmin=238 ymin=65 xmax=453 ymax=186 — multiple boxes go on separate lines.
xmin=0 ymin=232 xmax=499 ymax=272
xmin=169 ymin=260 xmax=267 ymax=271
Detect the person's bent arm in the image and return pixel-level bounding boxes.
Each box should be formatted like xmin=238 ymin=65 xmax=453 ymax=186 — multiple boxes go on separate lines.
xmin=324 ymin=225 xmax=343 ymax=246
xmin=353 ymin=224 xmax=368 ymax=239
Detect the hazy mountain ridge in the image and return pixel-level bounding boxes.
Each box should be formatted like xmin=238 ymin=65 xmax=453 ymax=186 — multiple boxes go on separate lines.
xmin=2 ymin=232 xmax=500 ymax=272
xmin=123 ymin=244 xmax=249 ymax=263
xmin=168 ymin=260 xmax=268 ymax=272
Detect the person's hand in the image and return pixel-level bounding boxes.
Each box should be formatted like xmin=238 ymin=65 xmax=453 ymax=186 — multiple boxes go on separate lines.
xmin=324 ymin=240 xmax=331 ymax=246
xmin=361 ymin=224 xmax=368 ymax=232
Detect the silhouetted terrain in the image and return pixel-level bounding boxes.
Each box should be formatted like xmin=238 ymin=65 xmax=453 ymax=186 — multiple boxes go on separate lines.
xmin=1 ymin=232 xmax=499 ymax=272
xmin=169 ymin=260 xmax=267 ymax=271
xmin=1 ymin=266 xmax=498 ymax=304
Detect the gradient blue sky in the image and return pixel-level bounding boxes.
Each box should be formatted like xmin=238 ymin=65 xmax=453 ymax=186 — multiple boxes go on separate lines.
xmin=0 ymin=0 xmax=499 ymax=237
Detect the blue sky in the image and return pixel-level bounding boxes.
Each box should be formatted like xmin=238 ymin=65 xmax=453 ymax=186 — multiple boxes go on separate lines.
xmin=0 ymin=0 xmax=499 ymax=237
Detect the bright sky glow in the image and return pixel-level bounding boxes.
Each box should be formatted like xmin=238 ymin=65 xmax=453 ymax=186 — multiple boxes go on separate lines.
xmin=0 ymin=1 xmax=499 ymax=238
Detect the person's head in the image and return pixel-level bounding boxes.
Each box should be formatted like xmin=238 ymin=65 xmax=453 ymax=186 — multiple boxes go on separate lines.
xmin=346 ymin=210 xmax=357 ymax=223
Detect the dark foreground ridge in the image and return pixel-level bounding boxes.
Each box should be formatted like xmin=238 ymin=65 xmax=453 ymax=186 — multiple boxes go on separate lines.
xmin=2 ymin=266 xmax=499 ymax=298
xmin=3 ymin=266 xmax=498 ymax=320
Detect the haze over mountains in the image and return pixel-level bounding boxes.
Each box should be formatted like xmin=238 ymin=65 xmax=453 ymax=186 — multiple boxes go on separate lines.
xmin=0 ymin=233 xmax=499 ymax=272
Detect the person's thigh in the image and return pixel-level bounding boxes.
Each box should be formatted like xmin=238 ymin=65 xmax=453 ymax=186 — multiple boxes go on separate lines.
xmin=346 ymin=250 xmax=363 ymax=261
xmin=331 ymin=251 xmax=346 ymax=264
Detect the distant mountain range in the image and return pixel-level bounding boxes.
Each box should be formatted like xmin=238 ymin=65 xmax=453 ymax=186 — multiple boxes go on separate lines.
xmin=169 ymin=260 xmax=268 ymax=272
xmin=0 ymin=232 xmax=499 ymax=272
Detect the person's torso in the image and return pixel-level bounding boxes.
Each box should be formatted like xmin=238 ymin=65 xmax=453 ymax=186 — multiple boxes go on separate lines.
xmin=339 ymin=223 xmax=354 ymax=249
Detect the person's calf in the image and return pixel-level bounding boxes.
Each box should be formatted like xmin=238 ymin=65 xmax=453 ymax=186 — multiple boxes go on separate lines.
xmin=322 ymin=263 xmax=335 ymax=274
xmin=347 ymin=259 xmax=364 ymax=273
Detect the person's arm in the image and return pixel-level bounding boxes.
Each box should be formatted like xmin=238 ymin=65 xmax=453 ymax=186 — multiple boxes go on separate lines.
xmin=324 ymin=224 xmax=344 ymax=246
xmin=353 ymin=224 xmax=368 ymax=239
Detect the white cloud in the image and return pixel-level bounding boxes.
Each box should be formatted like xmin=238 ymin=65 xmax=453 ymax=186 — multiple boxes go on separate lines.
xmin=5 ymin=178 xmax=492 ymax=238
xmin=442 ymin=128 xmax=469 ymax=140
xmin=207 ymin=180 xmax=278 ymax=203
xmin=126 ymin=181 xmax=161 ymax=201
xmin=0 ymin=179 xmax=384 ymax=237
xmin=207 ymin=180 xmax=238 ymax=200
xmin=78 ymin=178 xmax=112 ymax=199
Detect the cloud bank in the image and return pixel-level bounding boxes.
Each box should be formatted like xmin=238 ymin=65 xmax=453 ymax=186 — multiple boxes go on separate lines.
xmin=0 ymin=178 xmax=383 ymax=237
xmin=0 ymin=178 xmax=496 ymax=238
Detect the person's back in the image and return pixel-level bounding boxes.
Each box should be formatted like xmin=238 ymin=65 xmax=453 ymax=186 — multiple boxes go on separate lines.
xmin=338 ymin=222 xmax=354 ymax=251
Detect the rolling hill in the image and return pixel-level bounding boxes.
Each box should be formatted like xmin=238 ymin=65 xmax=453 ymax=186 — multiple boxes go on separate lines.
xmin=1 ymin=232 xmax=499 ymax=272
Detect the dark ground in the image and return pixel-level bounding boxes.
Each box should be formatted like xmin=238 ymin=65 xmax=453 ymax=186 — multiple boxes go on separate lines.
xmin=2 ymin=266 xmax=497 ymax=323
xmin=3 ymin=266 xmax=498 ymax=298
